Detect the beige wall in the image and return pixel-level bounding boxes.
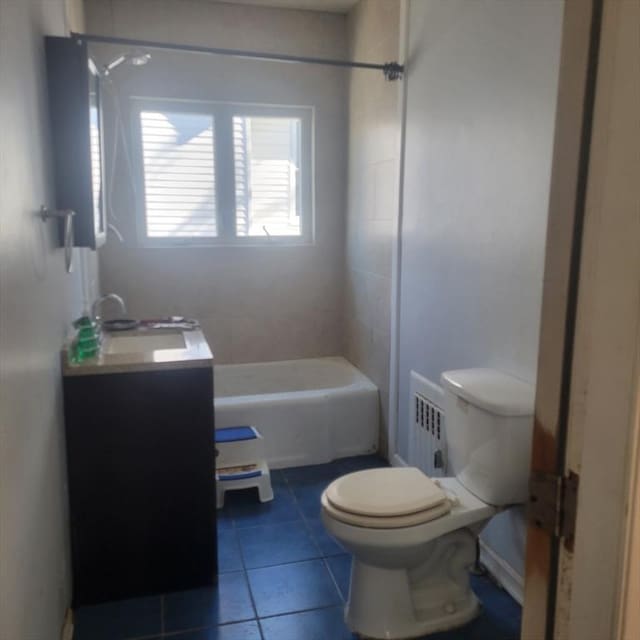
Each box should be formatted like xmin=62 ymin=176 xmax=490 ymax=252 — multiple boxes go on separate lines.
xmin=0 ymin=0 xmax=98 ymax=637
xmin=86 ymin=0 xmax=348 ymax=364
xmin=344 ymin=0 xmax=402 ymax=453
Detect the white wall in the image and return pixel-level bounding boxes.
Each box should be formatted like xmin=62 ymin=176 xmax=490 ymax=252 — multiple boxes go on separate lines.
xmin=86 ymin=0 xmax=348 ymax=364
xmin=0 ymin=0 xmax=98 ymax=637
xmin=397 ymin=0 xmax=563 ymax=580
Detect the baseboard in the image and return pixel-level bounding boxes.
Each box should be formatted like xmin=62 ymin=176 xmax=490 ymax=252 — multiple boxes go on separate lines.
xmin=61 ymin=609 xmax=74 ymax=640
xmin=479 ymin=540 xmax=524 ymax=605
xmin=391 ymin=453 xmax=408 ymax=467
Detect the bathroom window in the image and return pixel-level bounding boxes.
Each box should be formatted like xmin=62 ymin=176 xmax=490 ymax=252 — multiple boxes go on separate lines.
xmin=133 ymin=100 xmax=313 ymax=246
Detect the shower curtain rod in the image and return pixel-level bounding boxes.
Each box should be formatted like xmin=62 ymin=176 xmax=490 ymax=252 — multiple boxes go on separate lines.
xmin=71 ymin=32 xmax=404 ymax=81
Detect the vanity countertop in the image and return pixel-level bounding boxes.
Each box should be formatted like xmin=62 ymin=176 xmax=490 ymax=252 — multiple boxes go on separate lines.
xmin=62 ymin=328 xmax=213 ymax=377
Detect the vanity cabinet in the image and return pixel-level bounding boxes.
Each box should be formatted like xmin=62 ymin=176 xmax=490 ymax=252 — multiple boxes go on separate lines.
xmin=62 ymin=334 xmax=216 ymax=606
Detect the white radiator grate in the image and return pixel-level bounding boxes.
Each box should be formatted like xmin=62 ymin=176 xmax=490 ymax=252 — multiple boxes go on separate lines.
xmin=408 ymin=371 xmax=446 ymax=477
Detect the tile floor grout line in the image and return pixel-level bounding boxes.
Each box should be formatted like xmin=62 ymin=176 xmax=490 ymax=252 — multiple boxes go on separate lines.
xmin=220 ymin=478 xmax=317 ymax=574
xmin=218 ymin=525 xmax=245 ymax=574
xmin=242 ymin=553 xmax=334 ymax=573
xmin=322 ymin=555 xmax=347 ymax=604
xmin=257 ymin=604 xmax=355 ymax=639
xmin=244 ymin=555 xmax=345 ymax=621
xmin=258 ymin=601 xmax=346 ymax=621
xmin=225 ymin=473 xmax=339 ymax=570
xmin=286 ymin=473 xmax=331 ymax=556
xmin=231 ymin=497 xmax=254 ymax=580
xmin=232 ymin=519 xmax=301 ymax=530
xmin=240 ymin=535 xmax=263 ymax=625
xmin=160 ymin=618 xmax=259 ymax=638
xmin=283 ymin=484 xmax=325 ymax=557
xmin=256 ymin=616 xmax=267 ymax=640
xmin=231 ymin=515 xmax=304 ymax=531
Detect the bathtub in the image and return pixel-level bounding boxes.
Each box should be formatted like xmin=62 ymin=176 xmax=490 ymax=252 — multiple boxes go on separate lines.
xmin=214 ymin=357 xmax=379 ymax=468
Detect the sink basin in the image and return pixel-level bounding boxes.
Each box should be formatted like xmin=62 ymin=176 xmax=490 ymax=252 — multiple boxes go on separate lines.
xmin=103 ymin=332 xmax=186 ymax=355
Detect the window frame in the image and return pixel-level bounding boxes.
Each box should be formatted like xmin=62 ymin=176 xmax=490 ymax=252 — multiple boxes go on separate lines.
xmin=130 ymin=97 xmax=314 ymax=248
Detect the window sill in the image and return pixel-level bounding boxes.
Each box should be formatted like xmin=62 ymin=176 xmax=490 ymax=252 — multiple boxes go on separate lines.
xmin=136 ymin=238 xmax=315 ymax=249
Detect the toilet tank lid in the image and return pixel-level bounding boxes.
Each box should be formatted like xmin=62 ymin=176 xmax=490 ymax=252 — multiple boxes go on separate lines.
xmin=441 ymin=368 xmax=535 ymax=417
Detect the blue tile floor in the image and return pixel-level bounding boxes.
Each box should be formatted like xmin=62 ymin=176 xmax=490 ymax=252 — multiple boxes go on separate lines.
xmin=74 ymin=455 xmax=521 ymax=639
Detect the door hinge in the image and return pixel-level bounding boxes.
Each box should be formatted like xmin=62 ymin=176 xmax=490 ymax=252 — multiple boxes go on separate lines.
xmin=528 ymin=470 xmax=579 ymax=551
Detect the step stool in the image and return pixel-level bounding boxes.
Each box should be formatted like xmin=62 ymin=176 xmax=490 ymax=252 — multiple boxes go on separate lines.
xmin=215 ymin=426 xmax=274 ymax=508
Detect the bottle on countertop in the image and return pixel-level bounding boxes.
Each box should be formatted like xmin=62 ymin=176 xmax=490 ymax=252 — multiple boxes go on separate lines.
xmin=70 ymin=316 xmax=100 ymax=363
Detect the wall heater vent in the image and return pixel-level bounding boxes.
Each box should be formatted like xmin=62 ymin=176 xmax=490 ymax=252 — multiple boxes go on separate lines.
xmin=408 ymin=371 xmax=446 ymax=477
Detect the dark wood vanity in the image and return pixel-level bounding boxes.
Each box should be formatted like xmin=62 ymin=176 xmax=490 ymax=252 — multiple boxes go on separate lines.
xmin=62 ymin=330 xmax=217 ymax=606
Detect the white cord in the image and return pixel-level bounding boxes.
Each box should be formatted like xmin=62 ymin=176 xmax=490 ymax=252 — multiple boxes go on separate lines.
xmin=103 ymin=77 xmax=139 ymax=245
xmin=108 ymin=222 xmax=124 ymax=242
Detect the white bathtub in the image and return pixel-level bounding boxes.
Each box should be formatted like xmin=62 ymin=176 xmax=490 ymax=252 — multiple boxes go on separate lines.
xmin=214 ymin=357 xmax=379 ymax=468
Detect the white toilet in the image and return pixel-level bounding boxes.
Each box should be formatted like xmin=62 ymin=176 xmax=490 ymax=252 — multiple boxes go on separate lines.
xmin=321 ymin=368 xmax=535 ymax=640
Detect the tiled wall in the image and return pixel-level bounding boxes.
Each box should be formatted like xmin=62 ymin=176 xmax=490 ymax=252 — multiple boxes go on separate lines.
xmin=344 ymin=0 xmax=402 ymax=453
xmin=87 ymin=0 xmax=348 ymax=364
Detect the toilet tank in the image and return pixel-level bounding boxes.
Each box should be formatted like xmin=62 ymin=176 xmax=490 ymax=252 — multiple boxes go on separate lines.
xmin=441 ymin=368 xmax=535 ymax=506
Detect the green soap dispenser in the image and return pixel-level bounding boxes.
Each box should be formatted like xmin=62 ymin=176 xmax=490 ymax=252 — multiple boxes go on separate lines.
xmin=71 ymin=316 xmax=100 ymax=363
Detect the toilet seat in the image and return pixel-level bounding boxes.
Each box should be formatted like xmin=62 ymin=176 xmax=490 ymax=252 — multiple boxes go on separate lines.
xmin=322 ymin=492 xmax=452 ymax=528
xmin=322 ymin=467 xmax=453 ymax=529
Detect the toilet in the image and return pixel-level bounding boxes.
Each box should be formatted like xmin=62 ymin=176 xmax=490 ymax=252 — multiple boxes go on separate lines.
xmin=321 ymin=368 xmax=535 ymax=640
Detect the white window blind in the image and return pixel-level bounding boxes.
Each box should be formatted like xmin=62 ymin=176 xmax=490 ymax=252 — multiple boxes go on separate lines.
xmin=139 ymin=110 xmax=217 ymax=238
xmin=233 ymin=116 xmax=302 ymax=237
xmin=134 ymin=101 xmax=312 ymax=245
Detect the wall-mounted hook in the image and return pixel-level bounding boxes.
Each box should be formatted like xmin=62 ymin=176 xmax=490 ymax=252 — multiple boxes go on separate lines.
xmin=40 ymin=206 xmax=76 ymax=273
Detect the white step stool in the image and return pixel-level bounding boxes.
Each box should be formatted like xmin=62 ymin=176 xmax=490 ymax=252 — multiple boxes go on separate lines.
xmin=215 ymin=426 xmax=274 ymax=508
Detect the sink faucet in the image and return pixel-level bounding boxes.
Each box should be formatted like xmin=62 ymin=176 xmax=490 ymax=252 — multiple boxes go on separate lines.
xmin=91 ymin=293 xmax=127 ymax=322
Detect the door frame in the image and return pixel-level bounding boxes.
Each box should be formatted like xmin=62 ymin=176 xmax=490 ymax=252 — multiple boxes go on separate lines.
xmin=521 ymin=0 xmax=603 ymax=635
xmin=619 ymin=379 xmax=640 ymax=640
xmin=523 ymin=0 xmax=640 ymax=638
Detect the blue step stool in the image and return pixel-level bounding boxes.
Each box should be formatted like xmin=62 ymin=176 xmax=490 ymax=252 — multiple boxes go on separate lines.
xmin=215 ymin=426 xmax=274 ymax=508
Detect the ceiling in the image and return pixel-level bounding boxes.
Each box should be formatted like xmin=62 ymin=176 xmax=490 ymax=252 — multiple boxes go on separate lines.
xmin=211 ymin=0 xmax=359 ymax=14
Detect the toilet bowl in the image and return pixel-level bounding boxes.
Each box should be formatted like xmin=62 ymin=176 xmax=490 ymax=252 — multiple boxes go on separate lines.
xmin=321 ymin=368 xmax=535 ymax=640
xmin=321 ymin=469 xmax=496 ymax=639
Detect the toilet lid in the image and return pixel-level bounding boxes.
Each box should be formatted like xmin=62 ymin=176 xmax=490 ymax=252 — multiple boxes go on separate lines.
xmin=321 ymin=491 xmax=452 ymax=529
xmin=325 ymin=467 xmax=448 ymax=518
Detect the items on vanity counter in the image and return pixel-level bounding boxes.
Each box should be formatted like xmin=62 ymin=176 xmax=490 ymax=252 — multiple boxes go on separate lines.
xmin=69 ymin=316 xmax=100 ymax=362
xmin=62 ymin=327 xmax=217 ymax=606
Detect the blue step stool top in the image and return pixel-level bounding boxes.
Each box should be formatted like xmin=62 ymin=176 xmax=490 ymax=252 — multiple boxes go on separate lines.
xmin=218 ymin=470 xmax=263 ymax=481
xmin=215 ymin=426 xmax=257 ymax=443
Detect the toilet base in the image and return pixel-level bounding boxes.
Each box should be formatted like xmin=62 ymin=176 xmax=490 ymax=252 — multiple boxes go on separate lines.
xmin=344 ymin=529 xmax=480 ymax=640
